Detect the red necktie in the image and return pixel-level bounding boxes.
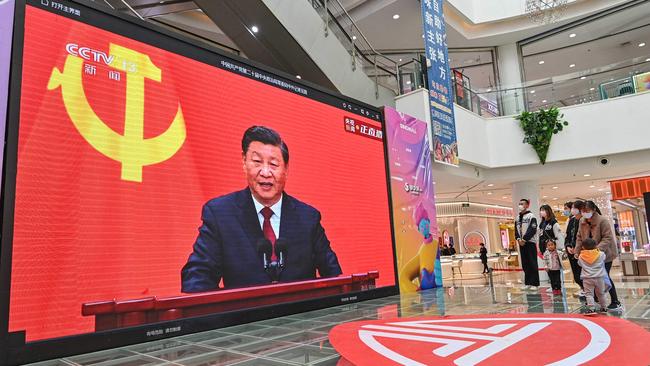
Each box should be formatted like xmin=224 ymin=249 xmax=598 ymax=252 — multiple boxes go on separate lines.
xmin=261 ymin=207 xmax=277 ymax=261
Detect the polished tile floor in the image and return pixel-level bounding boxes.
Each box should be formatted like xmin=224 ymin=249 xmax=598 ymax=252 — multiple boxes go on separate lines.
xmin=29 ymin=267 xmax=650 ymax=366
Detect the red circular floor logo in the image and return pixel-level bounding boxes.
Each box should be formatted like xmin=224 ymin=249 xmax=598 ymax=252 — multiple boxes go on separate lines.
xmin=329 ymin=314 xmax=650 ymax=365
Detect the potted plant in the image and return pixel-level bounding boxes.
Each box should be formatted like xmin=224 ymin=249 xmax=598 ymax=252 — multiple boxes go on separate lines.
xmin=515 ymin=106 xmax=568 ymax=164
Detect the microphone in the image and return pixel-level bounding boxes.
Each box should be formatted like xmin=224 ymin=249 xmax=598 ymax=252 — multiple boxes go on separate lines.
xmin=274 ymin=238 xmax=288 ymax=269
xmin=256 ymin=238 xmax=273 ymax=269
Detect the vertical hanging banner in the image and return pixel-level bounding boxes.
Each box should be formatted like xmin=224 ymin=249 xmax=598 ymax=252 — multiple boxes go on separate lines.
xmin=384 ymin=106 xmax=441 ymax=293
xmin=0 ymin=0 xmax=15 ymax=183
xmin=421 ymin=0 xmax=459 ymax=166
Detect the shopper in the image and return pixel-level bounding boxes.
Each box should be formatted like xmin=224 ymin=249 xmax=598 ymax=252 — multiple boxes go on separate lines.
xmin=577 ymin=238 xmax=608 ymax=314
xmin=564 ymin=200 xmax=585 ymax=296
xmin=441 ymin=245 xmax=451 ymax=256
xmin=515 ymin=198 xmax=539 ymax=290
xmin=538 ymin=204 xmax=565 ymax=254
xmin=543 ymin=241 xmax=563 ymax=295
xmin=449 ymin=244 xmax=456 ymax=255
xmin=575 ymin=201 xmax=623 ymax=311
xmin=479 ymin=243 xmax=489 ymax=274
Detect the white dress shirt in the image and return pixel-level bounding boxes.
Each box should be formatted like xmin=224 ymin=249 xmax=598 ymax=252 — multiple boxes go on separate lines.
xmin=251 ymin=193 xmax=282 ymax=237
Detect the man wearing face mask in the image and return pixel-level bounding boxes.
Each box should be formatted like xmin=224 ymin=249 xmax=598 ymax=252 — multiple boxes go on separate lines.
xmin=515 ymin=199 xmax=539 ymax=290
xmin=181 ymin=126 xmax=342 ymax=293
xmin=564 ymin=200 xmax=585 ymax=297
xmin=574 ymin=201 xmax=622 ymax=311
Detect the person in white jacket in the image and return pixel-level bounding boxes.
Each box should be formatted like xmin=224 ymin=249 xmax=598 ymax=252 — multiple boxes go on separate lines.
xmin=515 ymin=199 xmax=540 ymax=289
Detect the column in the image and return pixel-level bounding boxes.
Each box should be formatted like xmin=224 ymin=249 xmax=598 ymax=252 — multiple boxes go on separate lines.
xmin=497 ymin=43 xmax=525 ymax=115
xmin=511 ymin=180 xmax=540 ymax=216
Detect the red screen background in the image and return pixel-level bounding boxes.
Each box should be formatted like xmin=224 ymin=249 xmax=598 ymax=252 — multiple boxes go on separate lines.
xmin=9 ymin=6 xmax=395 ymax=341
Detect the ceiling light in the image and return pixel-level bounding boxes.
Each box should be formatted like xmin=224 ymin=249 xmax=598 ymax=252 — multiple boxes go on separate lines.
xmin=553 ymin=198 xmax=558 ymax=200
xmin=542 ymin=99 xmax=547 ymax=103
xmin=530 ymin=90 xmax=535 ymax=94
xmin=487 ymin=192 xmax=493 ymax=195
xmin=569 ymin=64 xmax=575 ymax=68
xmin=580 ymin=76 xmax=586 ymax=80
xmin=543 ymin=195 xmax=548 ymax=198
xmin=639 ymin=42 xmax=646 ymax=47
xmin=598 ymin=188 xmax=604 ymax=191
xmin=488 ymin=184 xmax=494 ymax=187
xmin=398 ymin=58 xmax=403 ymax=62
xmin=406 ymin=80 xmax=412 ymax=85
xmin=584 ymin=174 xmax=591 ymax=177
xmin=569 ymin=33 xmax=576 ymax=38
xmin=538 ymin=60 xmax=545 ymax=65
xmin=570 ymin=94 xmax=575 ymax=97
xmin=589 ymin=87 xmax=595 ymax=91
xmin=552 ymin=186 xmax=558 ymax=189
xmin=352 ymin=35 xmax=357 ymax=40
xmin=296 ymin=75 xmax=301 ymax=79
xmin=589 ymin=185 xmax=596 ymax=188
xmin=486 ymin=88 xmax=492 ymax=92
xmin=502 ymin=196 xmax=508 ymax=199
xmin=392 ymin=14 xmax=400 ymax=19
xmin=251 ymin=25 xmax=259 ymax=33
xmin=646 ymin=58 xmax=650 ymax=62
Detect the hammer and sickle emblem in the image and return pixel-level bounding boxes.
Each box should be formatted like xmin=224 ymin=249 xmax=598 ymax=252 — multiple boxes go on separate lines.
xmin=47 ymin=44 xmax=186 ymax=182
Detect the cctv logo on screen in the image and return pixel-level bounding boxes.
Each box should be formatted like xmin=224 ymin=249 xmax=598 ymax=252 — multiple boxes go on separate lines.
xmin=48 ymin=43 xmax=186 ymax=183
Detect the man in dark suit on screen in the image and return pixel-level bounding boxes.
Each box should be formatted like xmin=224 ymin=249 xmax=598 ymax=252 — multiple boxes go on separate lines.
xmin=181 ymin=126 xmax=342 ymax=293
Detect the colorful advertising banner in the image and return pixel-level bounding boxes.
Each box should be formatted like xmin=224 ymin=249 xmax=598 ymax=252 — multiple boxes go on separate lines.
xmin=0 ymin=0 xmax=15 ymax=183
xmin=421 ymin=0 xmax=459 ymax=166
xmin=384 ymin=106 xmax=441 ymax=293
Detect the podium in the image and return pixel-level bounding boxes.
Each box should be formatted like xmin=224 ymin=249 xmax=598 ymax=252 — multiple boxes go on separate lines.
xmin=82 ymin=271 xmax=379 ymax=331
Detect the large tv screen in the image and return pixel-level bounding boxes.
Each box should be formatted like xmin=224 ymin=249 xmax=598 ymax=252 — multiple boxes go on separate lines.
xmin=0 ymin=0 xmax=397 ymax=363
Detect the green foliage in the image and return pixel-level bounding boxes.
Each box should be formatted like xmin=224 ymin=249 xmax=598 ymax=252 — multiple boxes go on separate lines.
xmin=515 ymin=107 xmax=569 ymax=164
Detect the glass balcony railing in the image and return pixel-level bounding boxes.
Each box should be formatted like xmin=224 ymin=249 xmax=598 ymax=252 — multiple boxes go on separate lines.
xmin=308 ymin=0 xmax=650 ymax=117
xmin=402 ymin=56 xmax=650 ymax=117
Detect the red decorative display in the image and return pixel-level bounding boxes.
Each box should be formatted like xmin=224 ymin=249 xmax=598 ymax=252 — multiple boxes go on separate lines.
xmin=329 ymin=314 xmax=650 ymax=365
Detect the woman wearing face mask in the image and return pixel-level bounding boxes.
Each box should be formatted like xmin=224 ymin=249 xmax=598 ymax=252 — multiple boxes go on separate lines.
xmin=564 ymin=200 xmax=585 ymax=297
xmin=574 ymin=201 xmax=622 ymax=311
xmin=538 ymin=205 xmax=565 ymax=255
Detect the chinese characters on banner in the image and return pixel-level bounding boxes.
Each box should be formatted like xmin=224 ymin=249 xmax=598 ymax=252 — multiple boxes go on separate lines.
xmin=421 ymin=0 xmax=459 ymax=166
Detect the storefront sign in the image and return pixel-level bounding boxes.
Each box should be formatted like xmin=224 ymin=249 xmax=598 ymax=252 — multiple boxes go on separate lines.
xmin=610 ymin=175 xmax=650 ymax=200
xmin=437 ymin=202 xmax=513 ymax=219
xmin=330 ymin=315 xmax=650 ymax=366
xmin=384 ymin=106 xmax=441 ymax=293
xmin=421 ymin=0 xmax=458 ymax=166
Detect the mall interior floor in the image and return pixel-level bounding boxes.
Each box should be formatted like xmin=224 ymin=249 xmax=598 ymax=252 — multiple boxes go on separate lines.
xmin=28 ymin=266 xmax=650 ymax=366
